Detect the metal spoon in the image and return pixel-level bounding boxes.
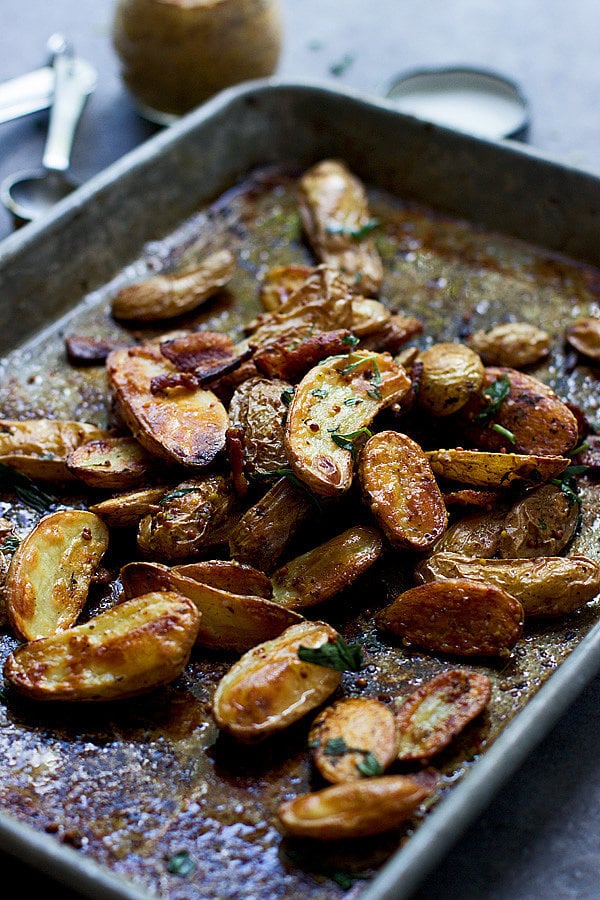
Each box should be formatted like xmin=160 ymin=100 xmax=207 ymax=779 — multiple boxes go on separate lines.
xmin=0 ymin=34 xmax=97 ymax=226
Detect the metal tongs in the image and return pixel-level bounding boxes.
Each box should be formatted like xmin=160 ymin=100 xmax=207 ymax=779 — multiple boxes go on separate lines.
xmin=0 ymin=32 xmax=96 ymax=124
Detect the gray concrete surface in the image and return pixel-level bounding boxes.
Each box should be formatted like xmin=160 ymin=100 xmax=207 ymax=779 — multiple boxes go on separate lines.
xmin=1 ymin=1 xmax=600 ymax=897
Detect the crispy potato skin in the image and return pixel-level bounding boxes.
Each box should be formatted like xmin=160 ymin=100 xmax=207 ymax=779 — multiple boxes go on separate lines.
xmin=309 ymin=697 xmax=399 ymax=783
xmin=90 ymin=486 xmax=167 ymax=528
xmin=228 ymin=376 xmax=291 ymax=479
xmin=426 ymin=448 xmax=569 ymax=488
xmin=271 ymin=525 xmax=383 ymax=609
xmin=467 ymin=322 xmax=550 ymax=368
xmin=565 ymin=317 xmax=600 ymax=360
xmin=106 ymin=344 xmax=228 ymax=467
xmin=285 ymin=351 xmax=410 ymax=497
xmin=277 ymin=774 xmax=435 ymax=840
xmin=497 ymin=483 xmax=579 ymax=558
xmin=6 ymin=510 xmax=110 ymax=642
xmin=375 ymin=578 xmax=524 ymax=657
xmin=416 ymin=552 xmax=600 ymax=617
xmin=212 ymin=621 xmax=342 ymax=742
xmin=3 ymin=591 xmax=200 ymax=701
xmin=298 ymin=159 xmax=383 ymax=296
xmin=431 ymin=506 xmax=509 ymax=558
xmin=416 ymin=343 xmax=484 ymax=416
xmin=395 ymin=669 xmax=492 ymax=761
xmin=66 ymin=436 xmax=158 ymax=489
xmin=172 ymin=559 xmax=273 ymax=599
xmin=0 ymin=419 xmax=109 ymax=481
xmin=359 ymin=431 xmax=447 ymax=551
xmin=460 ymin=367 xmax=579 ymax=457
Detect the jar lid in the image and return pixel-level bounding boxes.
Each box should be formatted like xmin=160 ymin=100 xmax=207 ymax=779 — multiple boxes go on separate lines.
xmin=384 ymin=66 xmax=530 ymax=141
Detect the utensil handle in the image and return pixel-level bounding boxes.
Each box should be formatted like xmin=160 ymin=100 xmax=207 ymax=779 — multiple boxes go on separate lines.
xmin=43 ymin=46 xmax=96 ymax=172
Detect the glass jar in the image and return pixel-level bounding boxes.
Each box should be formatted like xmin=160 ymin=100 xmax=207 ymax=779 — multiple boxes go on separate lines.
xmin=112 ymin=0 xmax=283 ymax=125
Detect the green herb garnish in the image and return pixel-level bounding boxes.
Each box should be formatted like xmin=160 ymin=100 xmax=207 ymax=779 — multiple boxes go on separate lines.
xmin=343 ymin=397 xmax=363 ymax=406
xmin=324 ymin=737 xmax=349 ymax=756
xmin=281 ymin=388 xmax=295 ymax=407
xmin=298 ymin=635 xmax=363 ymax=671
xmin=475 ymin=373 xmax=511 ymax=424
xmin=0 ymin=535 xmax=20 ymax=553
xmin=159 ymin=487 xmax=201 ymax=505
xmin=326 ymin=218 xmax=380 ymax=240
xmin=329 ymin=53 xmax=355 ymax=77
xmin=331 ymin=427 xmax=372 ymax=459
xmin=356 ymin=752 xmax=384 ymax=777
xmin=491 ymin=423 xmax=516 ymax=443
xmin=311 ymin=388 xmax=329 ymax=399
xmin=0 ymin=463 xmax=57 ymax=514
xmin=341 ymin=333 xmax=360 ymax=348
xmin=167 ymin=850 xmax=196 ymax=877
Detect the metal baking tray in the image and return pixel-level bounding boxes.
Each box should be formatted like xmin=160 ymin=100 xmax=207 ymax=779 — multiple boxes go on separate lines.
xmin=2 ymin=79 xmax=600 ymax=900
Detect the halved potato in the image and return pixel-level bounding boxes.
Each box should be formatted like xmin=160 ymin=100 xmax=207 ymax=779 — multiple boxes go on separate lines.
xmin=431 ymin=505 xmax=508 ymax=558
xmin=5 ymin=509 xmax=110 ymax=642
xmin=467 ymin=322 xmax=550 ymax=368
xmin=66 ymin=436 xmax=159 ymax=489
xmin=121 ymin=560 xmax=301 ymax=653
xmin=416 ymin=552 xmax=600 ymax=617
xmin=172 ymin=559 xmax=273 ymax=599
xmin=271 ymin=525 xmax=383 ymax=610
xmin=212 ymin=621 xmax=342 ymax=741
xmin=3 ymin=591 xmax=200 ymax=701
xmin=89 ymin=486 xmax=167 ymax=528
xmin=277 ymin=774 xmax=435 ymax=840
xmin=285 ymin=350 xmax=410 ymax=497
xmin=415 ymin=343 xmax=484 ymax=416
xmin=426 ymin=448 xmax=570 ymax=488
xmin=0 ymin=419 xmax=109 ymax=481
xmin=309 ymin=697 xmax=399 ymax=783
xmin=359 ymin=431 xmax=447 ymax=551
xmin=111 ymin=248 xmax=235 ymax=321
xmin=497 ymin=482 xmax=580 ymax=558
xmin=106 ymin=343 xmax=228 ymax=467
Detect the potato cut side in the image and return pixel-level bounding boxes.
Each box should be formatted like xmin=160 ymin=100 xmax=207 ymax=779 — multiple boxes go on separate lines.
xmin=0 ymin=418 xmax=109 ymax=481
xmin=309 ymin=697 xmax=399 ymax=783
xmin=89 ymin=486 xmax=167 ymax=528
xmin=285 ymin=350 xmax=410 ymax=497
xmin=66 ymin=436 xmax=159 ymax=489
xmin=359 ymin=431 xmax=448 ymax=551
xmin=121 ymin=561 xmax=300 ymax=653
xmin=426 ymin=448 xmax=570 ymax=488
xmin=375 ymin=578 xmax=524 ymax=657
xmin=212 ymin=621 xmax=342 ymax=742
xmin=6 ymin=509 xmax=110 ymax=642
xmin=172 ymin=559 xmax=273 ymax=599
xmin=278 ymin=774 xmax=435 ymax=840
xmin=3 ymin=591 xmax=200 ymax=701
xmin=111 ymin=248 xmax=235 ymax=321
xmin=395 ymin=669 xmax=492 ymax=761
xmin=415 ymin=552 xmax=600 ymax=618
xmin=106 ymin=344 xmax=228 ymax=467
xmin=271 ymin=525 xmax=383 ymax=609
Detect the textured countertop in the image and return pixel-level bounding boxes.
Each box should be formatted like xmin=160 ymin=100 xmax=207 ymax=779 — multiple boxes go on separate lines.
xmin=1 ymin=2 xmax=600 ymax=898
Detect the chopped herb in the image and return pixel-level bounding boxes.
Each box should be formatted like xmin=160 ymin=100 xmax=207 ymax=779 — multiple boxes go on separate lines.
xmin=570 ymin=440 xmax=590 ymax=456
xmin=491 ymin=423 xmax=516 ymax=443
xmin=331 ymin=427 xmax=372 ymax=459
xmin=551 ymin=465 xmax=588 ymax=527
xmin=356 ymin=752 xmax=384 ymax=777
xmin=311 ymin=388 xmax=329 ymax=399
xmin=343 ymin=397 xmax=363 ymax=406
xmin=167 ymin=850 xmax=196 ymax=877
xmin=0 ymin=535 xmax=20 ymax=553
xmin=308 ymin=38 xmax=323 ymax=51
xmin=260 ymin=467 xmax=322 ymax=511
xmin=475 ymin=373 xmax=511 ymax=424
xmin=0 ymin=463 xmax=57 ymax=514
xmin=298 ymin=635 xmax=363 ymax=671
xmin=324 ymin=736 xmax=349 ymax=756
xmin=329 ymin=53 xmax=355 ymax=77
xmin=159 ymin=487 xmax=201 ymax=504
xmin=367 ymin=386 xmax=382 ymax=400
xmin=281 ymin=388 xmax=295 ymax=407
xmin=339 ymin=353 xmax=378 ymax=376
xmin=326 ymin=218 xmax=380 ymax=240
xmin=341 ymin=333 xmax=360 ymax=348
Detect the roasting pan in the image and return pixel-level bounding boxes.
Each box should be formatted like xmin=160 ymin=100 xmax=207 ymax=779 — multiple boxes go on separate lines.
xmin=2 ymin=79 xmax=600 ymax=900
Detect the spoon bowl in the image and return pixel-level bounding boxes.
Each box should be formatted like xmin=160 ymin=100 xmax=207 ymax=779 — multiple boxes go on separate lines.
xmin=0 ymin=35 xmax=96 ymax=227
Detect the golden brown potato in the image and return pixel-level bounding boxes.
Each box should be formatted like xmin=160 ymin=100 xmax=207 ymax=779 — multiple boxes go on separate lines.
xmin=460 ymin=367 xmax=579 ymax=457
xmin=111 ymin=248 xmax=235 ymax=321
xmin=258 ymin=264 xmax=316 ymax=312
xmin=426 ymin=448 xmax=570 ymax=488
xmin=359 ymin=431 xmax=447 ymax=551
xmin=431 ymin=506 xmax=508 ymax=558
xmin=496 ymin=483 xmax=580 ymax=558
xmin=467 ymin=322 xmax=550 ymax=368
xmin=358 ymin=314 xmax=424 ymax=355
xmin=271 ymin=525 xmax=383 ymax=610
xmin=228 ymin=476 xmax=315 ymax=572
xmin=89 ymin=486 xmax=167 ymax=528
xmin=172 ymin=559 xmax=273 ymax=599
xmin=277 ymin=774 xmax=435 ymax=840
xmin=375 ymin=578 xmax=524 ymax=657
xmin=0 ymin=419 xmax=109 ymax=481
xmin=416 ymin=343 xmax=484 ymax=416
xmin=395 ymin=670 xmax=492 ymax=761
xmin=121 ymin=560 xmax=301 ymax=653
xmin=252 ymin=329 xmax=354 ymax=383
xmin=565 ymin=317 xmax=600 ymax=361
xmin=137 ymin=474 xmax=237 ymax=560
xmin=298 ymin=159 xmax=384 ymax=296
xmin=3 ymin=591 xmax=200 ymax=701
xmin=66 ymin=436 xmax=159 ymax=489
xmin=349 ymin=297 xmax=391 ymax=337
xmin=228 ymin=376 xmax=291 ymax=479
xmin=285 ymin=351 xmax=411 ymax=497
xmin=414 ymin=552 xmax=600 ymax=617
xmin=309 ymin=697 xmax=399 ymax=783
xmin=5 ymin=509 xmax=110 ymax=642
xmin=106 ymin=343 xmax=228 ymax=467
xmin=212 ymin=621 xmax=342 ymax=742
